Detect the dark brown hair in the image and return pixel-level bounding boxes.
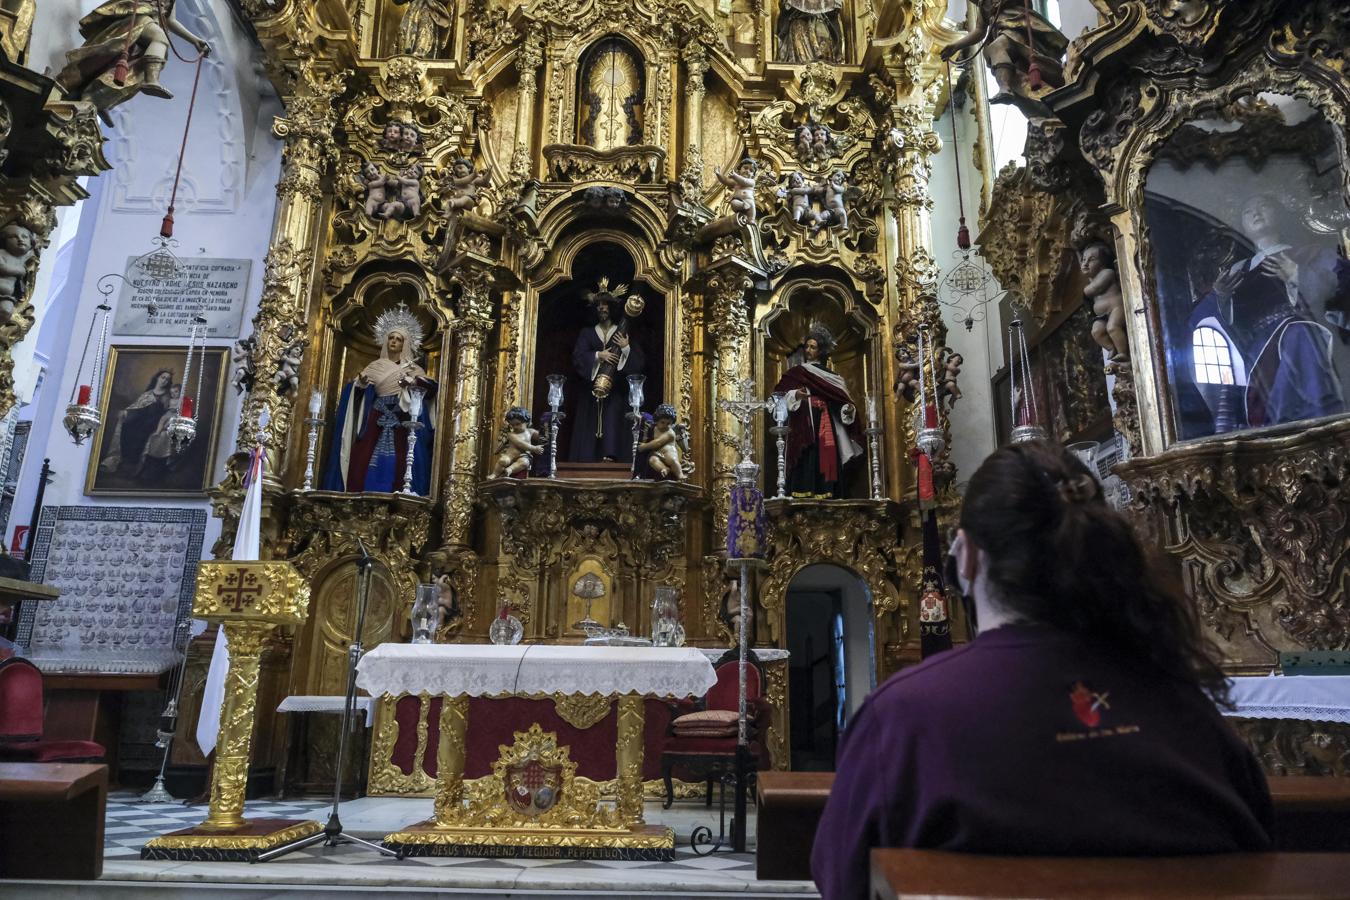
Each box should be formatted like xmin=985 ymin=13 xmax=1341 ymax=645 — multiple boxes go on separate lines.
xmin=959 ymin=441 xmax=1230 ymax=704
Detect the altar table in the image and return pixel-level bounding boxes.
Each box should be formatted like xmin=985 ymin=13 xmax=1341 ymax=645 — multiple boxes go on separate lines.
xmin=355 ymin=644 xmax=717 ymax=860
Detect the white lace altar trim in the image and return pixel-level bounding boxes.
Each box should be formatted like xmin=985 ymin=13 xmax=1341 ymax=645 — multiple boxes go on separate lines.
xmin=356 ymin=644 xmax=718 ymax=700
xmin=277 ymin=695 xmax=375 ymax=726
xmin=1223 ymin=676 xmax=1350 ymax=724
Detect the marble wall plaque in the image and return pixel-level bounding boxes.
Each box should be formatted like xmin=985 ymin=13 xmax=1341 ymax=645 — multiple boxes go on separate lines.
xmin=15 ymin=506 xmax=206 ymax=674
xmin=112 ymin=257 xmax=251 ymax=339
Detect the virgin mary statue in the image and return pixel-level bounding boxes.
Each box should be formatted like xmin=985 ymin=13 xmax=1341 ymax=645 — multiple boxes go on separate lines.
xmin=322 ymin=306 xmax=437 ymax=495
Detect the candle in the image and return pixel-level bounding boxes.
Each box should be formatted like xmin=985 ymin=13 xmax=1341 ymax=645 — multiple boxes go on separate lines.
xmin=77 ymin=385 xmax=91 ymax=405
xmin=309 ymin=389 xmax=323 ymax=416
xmin=408 ymin=387 xmax=424 ymax=419
xmin=925 ymin=404 xmax=938 ymax=429
xmin=866 ymin=394 xmax=878 ymax=423
xmin=180 ymin=396 xmax=194 ymax=418
xmin=863 ymin=352 xmax=870 ymax=398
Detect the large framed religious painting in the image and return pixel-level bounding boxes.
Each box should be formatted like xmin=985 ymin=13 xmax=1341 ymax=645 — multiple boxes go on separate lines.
xmin=1142 ymin=93 xmax=1350 ymax=442
xmin=85 ymin=345 xmax=229 ymax=497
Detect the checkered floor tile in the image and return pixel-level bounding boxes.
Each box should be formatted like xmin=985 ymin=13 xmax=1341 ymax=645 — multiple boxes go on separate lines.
xmin=103 ymin=793 xmax=757 ymax=873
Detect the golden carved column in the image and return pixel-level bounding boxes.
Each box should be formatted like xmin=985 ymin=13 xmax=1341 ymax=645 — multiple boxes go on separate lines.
xmin=679 ymin=42 xmax=710 ymax=192
xmin=442 ymin=271 xmax=494 ymax=548
xmin=432 ymin=694 xmax=470 ymax=826
xmin=510 ymin=28 xmax=544 ymax=184
xmin=237 ymin=61 xmax=346 ymax=477
xmin=706 ymin=271 xmax=754 ymax=547
xmin=144 ymin=561 xmax=319 ymax=860
xmin=614 ymin=693 xmax=645 ymax=825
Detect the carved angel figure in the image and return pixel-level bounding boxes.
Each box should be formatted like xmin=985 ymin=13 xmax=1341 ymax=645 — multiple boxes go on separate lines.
xmin=489 ymin=406 xmax=545 ymax=479
xmin=893 ymin=355 xmax=920 ymax=404
xmin=56 ymin=1 xmax=210 ymax=115
xmin=394 ymin=0 xmax=454 ymax=57
xmin=0 ymin=223 xmax=35 ymax=323
xmin=361 ymin=163 xmax=390 ymax=219
xmin=778 ymin=171 xmax=814 ymax=225
xmin=231 ymin=335 xmax=256 ymax=395
xmin=272 ymin=342 xmax=303 ymax=395
xmin=715 ymin=158 xmax=760 ymax=224
xmin=813 ymin=169 xmax=848 ymax=230
xmin=1081 ymin=241 xmax=1128 ymax=361
xmin=938 ymin=349 xmax=964 ymax=410
xmin=940 ymin=0 xmax=1067 ymax=114
xmin=379 ymin=164 xmax=424 ymax=221
xmin=441 ymin=158 xmax=491 ymax=214
xmin=639 ymin=404 xmax=693 ymax=481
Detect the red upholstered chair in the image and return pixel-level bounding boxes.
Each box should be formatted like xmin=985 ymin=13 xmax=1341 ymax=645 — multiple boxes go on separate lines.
xmin=0 ymin=657 xmax=105 ymax=763
xmin=661 ymin=649 xmax=771 ymax=809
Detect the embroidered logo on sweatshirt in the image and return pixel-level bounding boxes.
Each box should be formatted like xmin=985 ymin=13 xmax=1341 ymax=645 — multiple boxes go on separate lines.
xmin=1069 ymin=681 xmax=1109 ymax=727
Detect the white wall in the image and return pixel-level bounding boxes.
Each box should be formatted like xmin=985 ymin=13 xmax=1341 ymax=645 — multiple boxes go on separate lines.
xmin=8 ymin=0 xmax=281 ymax=554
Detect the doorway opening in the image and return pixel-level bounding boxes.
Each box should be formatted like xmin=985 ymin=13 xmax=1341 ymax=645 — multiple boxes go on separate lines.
xmin=784 ymin=564 xmax=875 ymax=770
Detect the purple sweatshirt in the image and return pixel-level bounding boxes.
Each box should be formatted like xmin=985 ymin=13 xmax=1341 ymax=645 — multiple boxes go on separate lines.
xmin=811 ymin=624 xmax=1272 ymax=900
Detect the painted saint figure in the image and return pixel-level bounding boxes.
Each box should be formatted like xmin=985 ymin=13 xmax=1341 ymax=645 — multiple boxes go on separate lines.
xmin=1192 ymin=192 xmax=1348 ymax=428
xmin=101 ymin=368 xmax=175 ymax=474
xmin=322 ymin=306 xmax=437 ymax=494
xmin=775 ymin=0 xmax=844 ymax=65
xmin=568 ymin=281 xmax=645 ymax=463
xmin=393 ymin=0 xmax=453 ymax=57
xmin=773 ymin=325 xmax=864 ymax=498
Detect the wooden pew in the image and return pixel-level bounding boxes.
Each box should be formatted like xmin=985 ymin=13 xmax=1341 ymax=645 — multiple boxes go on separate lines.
xmin=756 ymin=773 xmax=1350 ymax=881
xmin=871 ymin=849 xmax=1350 ymax=899
xmin=0 ymin=762 xmax=107 ymax=880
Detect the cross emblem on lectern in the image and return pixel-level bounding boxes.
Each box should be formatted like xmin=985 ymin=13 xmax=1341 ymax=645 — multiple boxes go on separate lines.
xmin=217 ymin=568 xmax=263 ymax=612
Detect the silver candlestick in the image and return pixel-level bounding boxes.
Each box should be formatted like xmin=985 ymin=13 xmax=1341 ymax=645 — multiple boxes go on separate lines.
xmin=627 ymin=374 xmax=645 ymax=480
xmin=137 ymin=619 xmax=192 ymax=803
xmin=767 ymin=391 xmax=788 ymax=500
xmin=302 ymin=416 xmax=324 ymax=491
xmin=400 ymin=420 xmax=423 ymax=495
xmin=864 ymin=393 xmax=883 ymax=501
xmin=546 ymin=374 xmax=565 ymax=478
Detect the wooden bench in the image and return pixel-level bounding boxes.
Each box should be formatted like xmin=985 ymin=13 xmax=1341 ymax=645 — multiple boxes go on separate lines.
xmin=871 ymin=850 xmax=1350 ymax=899
xmin=0 ymin=762 xmax=107 ymax=880
xmin=756 ymin=773 xmax=1350 ymax=881
xmin=755 ymin=770 xmax=834 ymax=881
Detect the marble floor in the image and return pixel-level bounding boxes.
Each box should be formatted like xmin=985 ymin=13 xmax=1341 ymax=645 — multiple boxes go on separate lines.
xmin=4 ymin=791 xmax=819 ymax=899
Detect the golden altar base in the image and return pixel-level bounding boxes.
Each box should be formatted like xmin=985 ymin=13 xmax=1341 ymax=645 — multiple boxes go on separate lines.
xmin=143 ymin=561 xmax=321 ymax=862
xmin=382 ymin=694 xmax=676 ymax=861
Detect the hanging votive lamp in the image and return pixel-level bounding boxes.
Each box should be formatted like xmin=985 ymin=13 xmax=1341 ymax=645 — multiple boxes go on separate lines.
xmin=165 ymin=314 xmax=207 ymax=453
xmin=63 ymin=301 xmax=113 ymax=445
xmin=914 ymin=324 xmax=946 ymax=460
xmin=1008 ymin=318 xmax=1048 ymax=443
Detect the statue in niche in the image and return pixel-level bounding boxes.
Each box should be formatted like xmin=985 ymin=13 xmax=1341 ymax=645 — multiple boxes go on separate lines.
xmin=569 ymin=279 xmax=646 ymax=463
xmin=321 ymin=305 xmax=437 ymax=495
xmin=774 ymin=0 xmax=843 ymax=65
xmin=394 ymin=0 xmax=453 ymax=57
xmin=772 ymin=323 xmax=863 ymax=498
xmin=715 ymin=158 xmax=761 ymax=224
xmin=940 ymin=0 xmax=1067 ymax=114
xmin=579 ymin=38 xmax=644 ymax=150
xmin=1080 ymin=241 xmax=1128 ymax=362
xmin=56 ymin=1 xmax=211 ymax=114
xmin=0 ymin=222 xmax=35 ymax=323
xmin=639 ymin=404 xmax=693 ymax=481
xmin=1191 ymin=192 xmax=1348 ymax=427
xmin=488 ymin=407 xmax=545 ymax=479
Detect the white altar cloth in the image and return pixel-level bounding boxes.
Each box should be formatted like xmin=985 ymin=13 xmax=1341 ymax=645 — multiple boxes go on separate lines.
xmin=1224 ymin=676 xmax=1350 ymax=724
xmin=277 ymin=695 xmax=374 ymax=726
xmin=356 ymin=644 xmax=718 ymax=699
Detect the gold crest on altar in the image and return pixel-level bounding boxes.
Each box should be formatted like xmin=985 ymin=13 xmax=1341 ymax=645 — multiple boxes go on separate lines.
xmin=505 ymin=756 xmax=564 ymax=816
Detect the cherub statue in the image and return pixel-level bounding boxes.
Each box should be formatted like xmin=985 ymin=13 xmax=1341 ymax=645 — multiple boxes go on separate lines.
xmin=488 ymin=406 xmax=545 ymax=479
xmin=0 ymin=223 xmax=35 ymax=323
xmin=56 ymin=0 xmax=211 ymax=116
xmin=362 ymin=163 xmax=389 ymax=219
xmin=938 ymin=348 xmax=963 ymax=411
xmin=231 ymin=335 xmax=256 ymax=395
xmin=397 ymin=122 xmax=421 ymax=154
xmin=638 ymin=404 xmax=693 ymax=481
xmin=1081 ymin=241 xmax=1128 ymax=361
xmin=813 ymin=169 xmax=848 ymax=229
xmin=714 ymin=157 xmax=760 ymax=224
xmin=811 ymin=124 xmax=833 ymax=162
xmin=894 ymin=355 xmax=920 ymax=403
xmin=777 ymin=171 xmax=814 ymax=225
xmin=272 ymin=342 xmax=303 ymax=395
xmin=940 ymin=0 xmax=1068 ymax=115
xmin=379 ymin=123 xmax=404 ymax=153
xmin=441 ymin=157 xmax=491 ymax=215
xmin=380 ymin=164 xmax=424 ymax=221
xmin=793 ymin=125 xmax=813 ymax=162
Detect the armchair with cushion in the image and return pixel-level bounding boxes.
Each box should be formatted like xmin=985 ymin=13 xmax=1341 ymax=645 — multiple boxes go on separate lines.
xmin=661 ymin=648 xmax=771 ymax=808
xmin=0 ymin=657 xmax=105 ymax=763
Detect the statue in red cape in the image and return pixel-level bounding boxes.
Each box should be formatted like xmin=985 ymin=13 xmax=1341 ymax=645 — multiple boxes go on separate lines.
xmin=773 ymin=324 xmax=864 ymax=498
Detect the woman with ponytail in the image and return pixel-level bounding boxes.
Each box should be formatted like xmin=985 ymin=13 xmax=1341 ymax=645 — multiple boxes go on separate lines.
xmin=813 ymin=441 xmax=1272 ymax=900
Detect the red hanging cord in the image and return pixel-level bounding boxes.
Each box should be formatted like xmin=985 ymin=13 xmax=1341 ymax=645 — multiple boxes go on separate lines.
xmin=945 ymin=63 xmax=970 ymax=251
xmin=1025 ymin=0 xmax=1044 ymax=90
xmin=156 ymin=5 xmax=210 ymax=239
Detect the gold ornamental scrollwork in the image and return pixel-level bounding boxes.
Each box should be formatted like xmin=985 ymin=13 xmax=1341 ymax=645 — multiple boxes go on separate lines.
xmin=554 ymin=694 xmax=612 ymax=730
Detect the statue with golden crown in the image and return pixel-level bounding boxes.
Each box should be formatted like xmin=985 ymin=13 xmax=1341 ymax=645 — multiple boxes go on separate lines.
xmin=321 ymin=306 xmax=437 ymax=495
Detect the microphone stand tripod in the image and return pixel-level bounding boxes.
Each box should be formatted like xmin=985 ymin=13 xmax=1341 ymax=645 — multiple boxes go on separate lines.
xmin=256 ymin=540 xmax=400 ymax=862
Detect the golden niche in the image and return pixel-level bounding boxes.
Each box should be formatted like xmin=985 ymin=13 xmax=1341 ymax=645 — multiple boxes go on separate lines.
xmin=578 ymin=37 xmax=644 ymax=150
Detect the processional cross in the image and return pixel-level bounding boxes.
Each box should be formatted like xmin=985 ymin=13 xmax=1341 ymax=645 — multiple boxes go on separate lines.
xmin=717 ymin=377 xmax=766 ymax=475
